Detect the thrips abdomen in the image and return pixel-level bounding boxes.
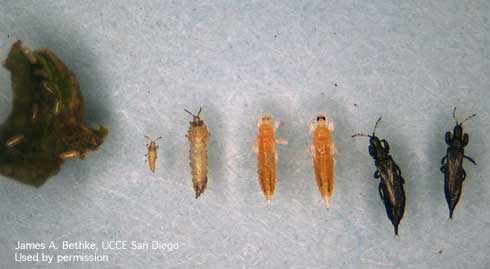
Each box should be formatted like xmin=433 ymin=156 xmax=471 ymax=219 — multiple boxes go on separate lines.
xmin=353 ymin=117 xmax=406 ymax=236
xmin=440 ymin=107 xmax=477 ymax=219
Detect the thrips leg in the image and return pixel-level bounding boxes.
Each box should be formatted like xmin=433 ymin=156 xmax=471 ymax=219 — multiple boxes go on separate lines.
xmin=256 ymin=118 xmax=262 ymax=128
xmin=381 ymin=139 xmax=390 ymax=151
xmin=309 ymin=122 xmax=316 ymax=135
xmin=441 ymin=156 xmax=447 ymax=165
xmin=378 ymin=182 xmax=385 ymax=201
xmin=276 ymin=138 xmax=288 ymax=145
xmin=309 ymin=144 xmax=316 ymax=158
xmin=394 ymin=163 xmax=402 ymax=175
xmin=273 ymin=121 xmax=281 ymax=130
xmin=464 ymin=155 xmax=476 ymax=165
xmin=463 ymin=133 xmax=469 ymax=146
xmin=445 ymin=132 xmax=452 ymax=144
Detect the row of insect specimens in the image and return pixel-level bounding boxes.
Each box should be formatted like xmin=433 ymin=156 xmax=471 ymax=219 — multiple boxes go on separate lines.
xmin=145 ymin=107 xmax=477 ymax=236
xmin=144 ymin=108 xmax=335 ymax=203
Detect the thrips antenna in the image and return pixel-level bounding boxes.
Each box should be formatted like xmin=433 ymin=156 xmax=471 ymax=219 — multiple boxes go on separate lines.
xmin=352 ymin=133 xmax=371 ymax=138
xmin=185 ymin=107 xmax=202 ymax=119
xmin=145 ymin=135 xmax=162 ymax=141
xmin=352 ymin=117 xmax=382 ymax=138
xmin=452 ymin=107 xmax=458 ymax=125
xmin=453 ymin=107 xmax=477 ymax=126
xmin=373 ymin=117 xmax=382 ymax=136
xmin=460 ymin=113 xmax=477 ymax=125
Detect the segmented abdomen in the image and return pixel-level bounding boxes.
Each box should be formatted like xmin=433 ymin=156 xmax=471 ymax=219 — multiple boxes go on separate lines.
xmin=147 ymin=150 xmax=157 ymax=173
xmin=312 ymin=128 xmax=334 ymax=201
xmin=257 ymin=125 xmax=276 ymax=200
xmin=313 ymin=149 xmax=334 ymax=198
xmin=188 ymin=126 xmax=209 ymax=197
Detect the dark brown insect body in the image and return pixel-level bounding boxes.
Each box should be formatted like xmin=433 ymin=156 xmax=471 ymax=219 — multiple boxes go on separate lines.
xmin=185 ymin=108 xmax=209 ymax=199
xmin=440 ymin=107 xmax=476 ymax=219
xmin=353 ymin=117 xmax=406 ymax=236
xmin=145 ymin=136 xmax=162 ymax=173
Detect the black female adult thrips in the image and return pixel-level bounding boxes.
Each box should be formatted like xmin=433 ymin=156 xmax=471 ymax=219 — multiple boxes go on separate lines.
xmin=353 ymin=117 xmax=406 ymax=236
xmin=440 ymin=107 xmax=477 ymax=219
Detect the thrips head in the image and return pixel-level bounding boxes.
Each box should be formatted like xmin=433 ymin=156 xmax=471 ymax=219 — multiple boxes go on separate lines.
xmin=452 ymin=107 xmax=476 ymax=139
xmin=145 ymin=136 xmax=162 ymax=148
xmin=352 ymin=117 xmax=390 ymax=159
xmin=312 ymin=114 xmax=329 ymax=128
xmin=261 ymin=115 xmax=271 ymax=122
xmin=367 ymin=136 xmax=390 ymax=159
xmin=258 ymin=114 xmax=272 ymax=126
xmin=316 ymin=114 xmax=327 ymax=122
xmin=185 ymin=107 xmax=204 ymax=126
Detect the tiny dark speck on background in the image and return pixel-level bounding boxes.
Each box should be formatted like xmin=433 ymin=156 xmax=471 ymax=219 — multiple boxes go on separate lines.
xmin=334 ymin=83 xmax=338 ymax=87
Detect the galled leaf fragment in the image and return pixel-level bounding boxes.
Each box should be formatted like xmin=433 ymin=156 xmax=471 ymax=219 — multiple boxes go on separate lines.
xmin=0 ymin=41 xmax=108 ymax=186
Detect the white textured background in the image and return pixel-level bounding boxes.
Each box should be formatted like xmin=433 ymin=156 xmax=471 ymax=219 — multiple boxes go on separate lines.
xmin=1 ymin=1 xmax=489 ymax=268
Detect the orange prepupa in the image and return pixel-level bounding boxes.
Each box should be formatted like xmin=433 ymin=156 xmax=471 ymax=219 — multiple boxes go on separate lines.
xmin=309 ymin=114 xmax=335 ymax=207
xmin=254 ymin=115 xmax=287 ymax=204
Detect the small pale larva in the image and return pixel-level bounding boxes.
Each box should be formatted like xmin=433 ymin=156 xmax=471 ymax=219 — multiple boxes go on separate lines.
xmin=145 ymin=136 xmax=162 ymax=173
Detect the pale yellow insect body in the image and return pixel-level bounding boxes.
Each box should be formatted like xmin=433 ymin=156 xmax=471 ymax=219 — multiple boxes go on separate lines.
xmin=185 ymin=108 xmax=209 ymax=199
xmin=145 ymin=136 xmax=162 ymax=173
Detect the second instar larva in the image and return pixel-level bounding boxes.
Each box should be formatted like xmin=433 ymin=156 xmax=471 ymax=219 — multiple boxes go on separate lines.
xmin=309 ymin=114 xmax=335 ymax=208
xmin=185 ymin=107 xmax=209 ymax=199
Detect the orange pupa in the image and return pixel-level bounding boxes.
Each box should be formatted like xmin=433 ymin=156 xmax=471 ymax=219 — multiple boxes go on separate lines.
xmin=145 ymin=136 xmax=162 ymax=173
xmin=309 ymin=114 xmax=335 ymax=207
xmin=253 ymin=115 xmax=287 ymax=204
